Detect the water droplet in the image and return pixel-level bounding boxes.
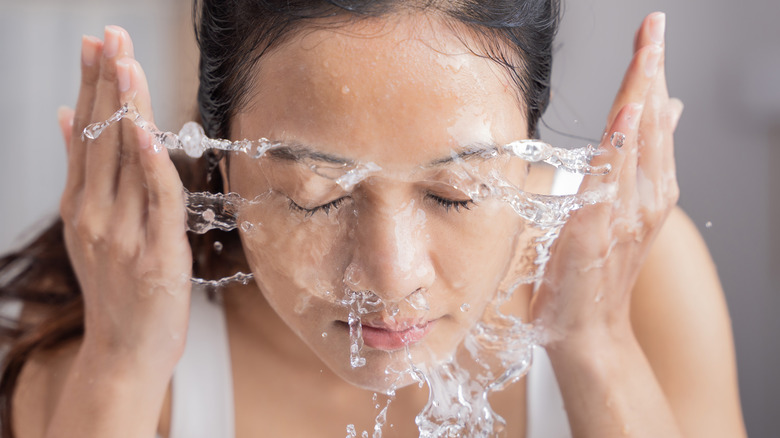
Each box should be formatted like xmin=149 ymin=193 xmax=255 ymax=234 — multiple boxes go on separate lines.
xmin=460 ymin=303 xmax=471 ymax=312
xmin=240 ymin=221 xmax=254 ymax=232
xmin=213 ymin=241 xmax=223 ymax=254
xmin=705 ymin=221 xmax=713 ymax=229
xmin=202 ymin=208 xmax=216 ymax=222
xmin=372 ymin=393 xmax=378 ymax=402
xmin=342 ymin=85 xmax=350 ymax=94
xmin=610 ymin=132 xmax=626 ymax=149
xmin=178 ymin=121 xmax=205 ymax=158
xmin=321 ymin=332 xmax=328 ymax=338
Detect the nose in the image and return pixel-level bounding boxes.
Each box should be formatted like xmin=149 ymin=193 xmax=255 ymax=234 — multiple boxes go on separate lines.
xmin=345 ymin=199 xmax=435 ymax=304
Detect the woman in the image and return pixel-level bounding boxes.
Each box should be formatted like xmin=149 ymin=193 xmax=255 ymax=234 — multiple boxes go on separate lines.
xmin=0 ymin=0 xmax=746 ymax=437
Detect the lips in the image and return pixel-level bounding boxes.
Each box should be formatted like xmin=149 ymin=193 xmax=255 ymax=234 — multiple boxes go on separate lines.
xmin=359 ymin=320 xmax=434 ymax=350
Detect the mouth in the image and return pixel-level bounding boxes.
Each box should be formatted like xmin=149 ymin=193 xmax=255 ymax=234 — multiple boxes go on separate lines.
xmin=337 ymin=319 xmax=436 ymax=351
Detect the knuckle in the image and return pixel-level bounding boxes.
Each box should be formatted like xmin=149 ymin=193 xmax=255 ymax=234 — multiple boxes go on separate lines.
xmin=59 ymin=198 xmax=76 ymax=223
xmin=81 ymin=66 xmax=100 ymax=87
xmin=100 ymin=58 xmax=118 ymax=83
xmin=119 ymin=150 xmax=141 ymax=167
xmin=73 ymin=206 xmax=107 ymax=247
xmin=74 ymin=218 xmax=105 ymax=246
xmin=108 ymin=235 xmax=141 ymax=263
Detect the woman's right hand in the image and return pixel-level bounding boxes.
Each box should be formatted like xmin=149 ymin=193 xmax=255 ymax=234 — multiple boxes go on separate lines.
xmin=57 ymin=26 xmax=192 ymax=374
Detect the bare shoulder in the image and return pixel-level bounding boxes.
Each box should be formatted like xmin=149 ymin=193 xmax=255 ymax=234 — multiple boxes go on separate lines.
xmin=630 ymin=207 xmax=747 ymax=437
xmin=12 ymin=337 xmax=81 ymax=438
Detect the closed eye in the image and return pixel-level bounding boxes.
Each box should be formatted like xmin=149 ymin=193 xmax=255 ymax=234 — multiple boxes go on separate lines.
xmin=425 ymin=193 xmax=474 ymax=212
xmin=288 ymin=196 xmax=349 ymax=217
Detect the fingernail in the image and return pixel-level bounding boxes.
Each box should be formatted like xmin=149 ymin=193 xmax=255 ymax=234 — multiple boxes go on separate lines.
xmin=103 ymin=26 xmax=120 ymax=58
xmin=81 ymin=36 xmax=98 ymax=66
xmin=645 ymin=45 xmax=662 ymax=78
xmin=117 ymin=59 xmax=131 ymax=92
xmin=650 ymin=12 xmax=666 ymax=45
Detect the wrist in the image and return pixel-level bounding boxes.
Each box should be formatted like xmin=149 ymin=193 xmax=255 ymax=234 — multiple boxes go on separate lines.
xmin=543 ymin=321 xmax=641 ymax=367
xmin=76 ymin=338 xmax=179 ymax=388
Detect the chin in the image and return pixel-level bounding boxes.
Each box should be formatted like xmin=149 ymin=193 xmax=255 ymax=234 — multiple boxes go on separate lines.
xmin=319 ymin=341 xmax=450 ymax=394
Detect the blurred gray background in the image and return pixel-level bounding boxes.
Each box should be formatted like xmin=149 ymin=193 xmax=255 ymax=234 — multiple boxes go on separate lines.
xmin=0 ymin=0 xmax=777 ymax=435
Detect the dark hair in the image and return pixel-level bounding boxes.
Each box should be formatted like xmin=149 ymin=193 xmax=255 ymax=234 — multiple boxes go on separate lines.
xmin=195 ymin=0 xmax=560 ymax=139
xmin=0 ymin=1 xmax=560 ymax=435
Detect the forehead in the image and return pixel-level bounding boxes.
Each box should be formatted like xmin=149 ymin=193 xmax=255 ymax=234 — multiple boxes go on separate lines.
xmin=231 ymin=14 xmax=528 ymax=169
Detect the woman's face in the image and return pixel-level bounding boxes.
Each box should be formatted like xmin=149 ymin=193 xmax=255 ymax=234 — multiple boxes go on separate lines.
xmin=227 ymin=15 xmax=531 ymax=391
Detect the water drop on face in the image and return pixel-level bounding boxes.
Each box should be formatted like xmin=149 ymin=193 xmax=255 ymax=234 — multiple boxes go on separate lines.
xmin=342 ymin=85 xmax=350 ymax=94
xmin=610 ymin=132 xmax=626 ymax=149
xmin=322 ymin=332 xmax=328 ymax=338
xmin=240 ymin=221 xmax=254 ymax=232
xmin=705 ymin=221 xmax=713 ymax=229
xmin=460 ymin=303 xmax=471 ymax=312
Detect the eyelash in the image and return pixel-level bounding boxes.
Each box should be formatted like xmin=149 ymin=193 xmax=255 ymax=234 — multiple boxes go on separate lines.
xmin=288 ymin=193 xmax=474 ymax=217
xmin=425 ymin=194 xmax=474 ymax=212
xmin=288 ymin=197 xmax=349 ymax=217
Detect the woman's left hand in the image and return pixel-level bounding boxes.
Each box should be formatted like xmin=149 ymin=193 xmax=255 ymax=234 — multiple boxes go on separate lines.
xmin=530 ymin=12 xmax=685 ymax=347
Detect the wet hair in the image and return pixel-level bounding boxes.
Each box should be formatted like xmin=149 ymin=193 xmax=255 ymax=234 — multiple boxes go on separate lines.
xmin=0 ymin=1 xmax=560 ymax=435
xmin=195 ymin=0 xmax=560 ymax=139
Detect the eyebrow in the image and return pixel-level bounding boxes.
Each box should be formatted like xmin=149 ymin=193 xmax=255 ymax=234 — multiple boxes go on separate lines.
xmin=424 ymin=142 xmax=500 ymax=167
xmin=267 ymin=142 xmax=354 ymax=166
xmin=265 ymin=141 xmax=500 ymax=167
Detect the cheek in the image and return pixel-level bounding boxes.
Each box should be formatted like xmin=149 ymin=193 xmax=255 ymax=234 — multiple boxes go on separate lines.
xmin=238 ymin=197 xmax=356 ymax=298
xmin=429 ymin=200 xmax=525 ymax=292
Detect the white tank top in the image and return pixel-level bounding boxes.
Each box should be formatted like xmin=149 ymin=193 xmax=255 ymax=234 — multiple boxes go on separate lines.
xmin=166 ymin=170 xmax=582 ymax=438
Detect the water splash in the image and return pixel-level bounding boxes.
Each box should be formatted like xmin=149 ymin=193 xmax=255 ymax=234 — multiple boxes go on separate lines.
xmin=189 ymin=271 xmax=254 ymax=287
xmin=84 ymin=104 xmax=618 ymax=437
xmin=503 ymin=140 xmax=609 ymax=175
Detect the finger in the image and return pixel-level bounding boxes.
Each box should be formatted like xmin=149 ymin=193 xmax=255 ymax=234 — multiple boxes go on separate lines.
xmin=64 ymin=35 xmax=102 ymax=199
xmin=605 ymin=44 xmax=662 ymax=128
xmin=113 ymin=58 xmax=153 ymax=236
xmin=140 ymin=135 xmax=187 ymax=246
xmin=636 ymin=42 xmax=667 ymax=171
xmin=84 ymin=25 xmax=135 ymax=206
xmin=636 ymin=13 xmax=670 ymax=103
xmin=57 ymin=107 xmax=75 ymax=153
xmin=634 ymin=12 xmax=666 ymax=53
xmin=581 ymin=103 xmax=643 ymax=194
xmin=661 ymin=97 xmax=684 ymax=189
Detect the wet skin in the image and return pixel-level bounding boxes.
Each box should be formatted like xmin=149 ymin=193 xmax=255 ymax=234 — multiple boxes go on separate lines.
xmin=225 ymin=15 xmax=532 ymax=392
